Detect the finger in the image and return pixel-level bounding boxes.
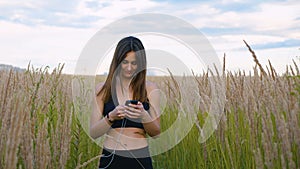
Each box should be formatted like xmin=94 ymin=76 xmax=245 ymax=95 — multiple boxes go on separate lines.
xmin=117 ymin=110 xmax=125 ymax=115
xmin=125 ymin=102 xmax=141 ymax=108
xmin=118 ymin=114 xmax=125 ymax=118
xmin=125 ymin=110 xmax=140 ymax=118
xmin=124 ymin=106 xmax=134 ymax=111
xmin=126 ymin=104 xmax=143 ymax=110
xmin=125 ymin=106 xmax=142 ymax=114
xmin=125 ymin=114 xmax=139 ymax=119
xmin=117 ymin=107 xmax=125 ymax=113
xmin=129 ymin=103 xmax=141 ymax=109
xmin=116 ymin=105 xmax=125 ymax=110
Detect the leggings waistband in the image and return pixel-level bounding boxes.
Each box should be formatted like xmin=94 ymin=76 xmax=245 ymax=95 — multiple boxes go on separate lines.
xmin=102 ymin=146 xmax=150 ymax=158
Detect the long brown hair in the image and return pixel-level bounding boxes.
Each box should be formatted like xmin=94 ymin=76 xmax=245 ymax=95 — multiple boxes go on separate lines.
xmin=97 ymin=36 xmax=147 ymax=103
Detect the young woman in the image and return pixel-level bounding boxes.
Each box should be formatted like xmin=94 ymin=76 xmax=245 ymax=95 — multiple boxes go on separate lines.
xmin=90 ymin=36 xmax=161 ymax=169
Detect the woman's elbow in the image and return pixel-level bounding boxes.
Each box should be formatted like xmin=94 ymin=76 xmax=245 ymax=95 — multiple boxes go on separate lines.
xmin=90 ymin=130 xmax=96 ymax=139
xmin=89 ymin=127 xmax=99 ymax=139
xmin=149 ymin=128 xmax=161 ymax=139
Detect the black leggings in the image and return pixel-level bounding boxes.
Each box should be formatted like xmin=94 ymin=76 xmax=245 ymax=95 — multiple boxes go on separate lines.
xmin=99 ymin=146 xmax=153 ymax=169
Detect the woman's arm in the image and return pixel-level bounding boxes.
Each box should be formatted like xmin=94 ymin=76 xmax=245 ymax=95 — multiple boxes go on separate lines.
xmin=89 ymin=83 xmax=112 ymax=139
xmin=142 ymin=82 xmax=161 ymax=138
xmin=124 ymin=82 xmax=161 ymax=137
xmin=90 ymin=83 xmax=127 ymax=139
xmin=89 ymin=93 xmax=113 ymax=139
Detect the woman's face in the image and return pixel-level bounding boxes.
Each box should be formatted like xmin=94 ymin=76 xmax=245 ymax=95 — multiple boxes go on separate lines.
xmin=120 ymin=51 xmax=137 ymax=79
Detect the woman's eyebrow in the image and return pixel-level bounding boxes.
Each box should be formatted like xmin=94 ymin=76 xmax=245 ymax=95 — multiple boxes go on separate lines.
xmin=123 ymin=59 xmax=136 ymax=62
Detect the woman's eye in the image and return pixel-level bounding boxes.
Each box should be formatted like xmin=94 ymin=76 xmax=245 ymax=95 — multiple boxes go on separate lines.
xmin=122 ymin=60 xmax=128 ymax=64
xmin=131 ymin=61 xmax=137 ymax=65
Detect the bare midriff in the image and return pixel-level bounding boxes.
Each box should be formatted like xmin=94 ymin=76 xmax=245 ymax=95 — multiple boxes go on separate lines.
xmin=103 ymin=127 xmax=148 ymax=150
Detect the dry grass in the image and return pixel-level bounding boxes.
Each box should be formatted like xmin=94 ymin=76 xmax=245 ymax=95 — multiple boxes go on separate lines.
xmin=0 ymin=65 xmax=74 ymax=169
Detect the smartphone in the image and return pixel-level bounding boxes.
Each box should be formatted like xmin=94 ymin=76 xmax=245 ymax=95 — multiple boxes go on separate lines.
xmin=125 ymin=100 xmax=138 ymax=106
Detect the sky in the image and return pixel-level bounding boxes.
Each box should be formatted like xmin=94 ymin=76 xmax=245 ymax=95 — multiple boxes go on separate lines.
xmin=0 ymin=0 xmax=300 ymax=75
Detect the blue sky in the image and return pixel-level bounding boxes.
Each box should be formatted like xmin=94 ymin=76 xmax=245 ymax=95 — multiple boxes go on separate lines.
xmin=0 ymin=0 xmax=299 ymax=74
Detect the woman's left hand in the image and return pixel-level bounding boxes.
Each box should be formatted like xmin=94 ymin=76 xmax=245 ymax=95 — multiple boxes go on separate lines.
xmin=124 ymin=101 xmax=148 ymax=119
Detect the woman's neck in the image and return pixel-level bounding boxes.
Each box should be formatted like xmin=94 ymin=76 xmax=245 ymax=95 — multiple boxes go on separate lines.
xmin=119 ymin=76 xmax=131 ymax=89
xmin=115 ymin=76 xmax=133 ymax=102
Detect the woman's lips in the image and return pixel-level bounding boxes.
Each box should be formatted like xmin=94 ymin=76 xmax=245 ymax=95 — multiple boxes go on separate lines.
xmin=125 ymin=71 xmax=133 ymax=75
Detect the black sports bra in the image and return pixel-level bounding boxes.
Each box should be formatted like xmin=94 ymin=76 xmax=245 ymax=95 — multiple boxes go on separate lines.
xmin=103 ymin=98 xmax=150 ymax=129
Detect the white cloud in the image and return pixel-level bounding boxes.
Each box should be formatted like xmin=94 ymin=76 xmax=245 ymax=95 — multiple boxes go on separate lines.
xmin=0 ymin=20 xmax=97 ymax=73
xmin=256 ymin=1 xmax=300 ymax=30
xmin=0 ymin=1 xmax=37 ymax=8
xmin=76 ymin=0 xmax=163 ymax=28
xmin=173 ymin=1 xmax=299 ymax=38
xmin=166 ymin=1 xmax=300 ymax=74
xmin=221 ymin=0 xmax=244 ymax=3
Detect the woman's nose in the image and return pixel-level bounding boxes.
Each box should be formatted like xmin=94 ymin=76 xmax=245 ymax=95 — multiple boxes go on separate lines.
xmin=127 ymin=64 xmax=132 ymax=71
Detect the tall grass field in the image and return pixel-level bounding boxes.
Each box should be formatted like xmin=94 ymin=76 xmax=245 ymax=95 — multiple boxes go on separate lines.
xmin=1 ymin=47 xmax=299 ymax=168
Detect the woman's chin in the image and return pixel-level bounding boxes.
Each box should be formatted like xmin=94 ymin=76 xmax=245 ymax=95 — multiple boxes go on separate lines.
xmin=122 ymin=74 xmax=133 ymax=79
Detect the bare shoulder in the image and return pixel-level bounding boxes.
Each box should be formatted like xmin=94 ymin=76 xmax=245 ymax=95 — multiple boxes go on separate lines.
xmin=146 ymin=81 xmax=159 ymax=92
xmin=95 ymin=82 xmax=105 ymax=97
xmin=146 ymin=81 xmax=160 ymax=107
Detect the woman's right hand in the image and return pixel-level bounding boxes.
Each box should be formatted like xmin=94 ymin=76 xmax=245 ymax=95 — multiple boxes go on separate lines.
xmin=108 ymin=105 xmax=126 ymax=121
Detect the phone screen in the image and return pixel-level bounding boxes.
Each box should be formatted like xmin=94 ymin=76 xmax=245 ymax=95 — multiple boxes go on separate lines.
xmin=125 ymin=100 xmax=138 ymax=106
